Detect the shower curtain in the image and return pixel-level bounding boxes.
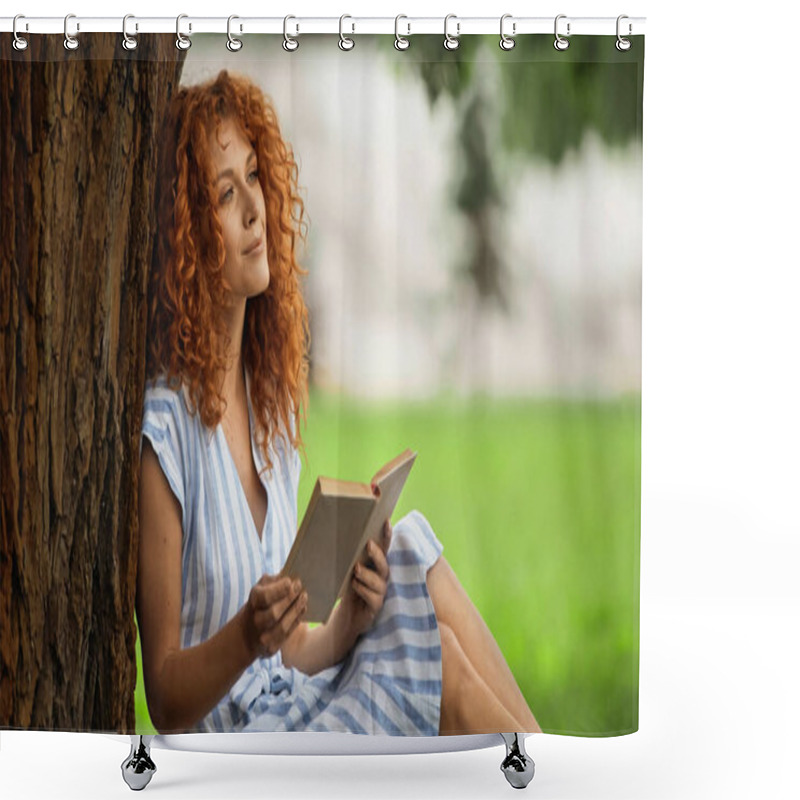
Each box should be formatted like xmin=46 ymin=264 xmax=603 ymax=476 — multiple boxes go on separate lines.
xmin=0 ymin=28 xmax=644 ymax=739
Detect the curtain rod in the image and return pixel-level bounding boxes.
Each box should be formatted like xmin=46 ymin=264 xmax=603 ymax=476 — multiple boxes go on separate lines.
xmin=0 ymin=16 xmax=646 ymax=37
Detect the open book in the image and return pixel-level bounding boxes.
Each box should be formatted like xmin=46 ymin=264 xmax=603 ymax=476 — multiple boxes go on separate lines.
xmin=280 ymin=448 xmax=417 ymax=624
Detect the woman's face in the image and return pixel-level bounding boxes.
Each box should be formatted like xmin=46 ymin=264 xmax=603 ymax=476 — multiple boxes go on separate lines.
xmin=208 ymin=117 xmax=269 ymax=304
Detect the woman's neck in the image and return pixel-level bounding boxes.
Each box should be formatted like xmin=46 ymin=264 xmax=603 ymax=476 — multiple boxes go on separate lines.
xmin=220 ymin=299 xmax=248 ymax=411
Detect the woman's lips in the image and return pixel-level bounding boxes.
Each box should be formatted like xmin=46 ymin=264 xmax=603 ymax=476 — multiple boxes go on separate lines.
xmin=243 ymin=236 xmax=264 ymax=256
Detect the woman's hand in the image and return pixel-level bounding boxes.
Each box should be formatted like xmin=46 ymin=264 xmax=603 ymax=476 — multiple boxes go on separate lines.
xmin=339 ymin=520 xmax=392 ymax=640
xmin=242 ymin=575 xmax=308 ymax=659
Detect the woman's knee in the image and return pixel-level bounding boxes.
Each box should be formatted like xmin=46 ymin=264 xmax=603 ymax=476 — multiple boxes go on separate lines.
xmin=439 ymin=621 xmax=474 ymax=692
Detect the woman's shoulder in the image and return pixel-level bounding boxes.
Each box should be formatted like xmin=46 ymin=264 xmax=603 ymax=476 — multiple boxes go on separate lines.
xmin=140 ymin=374 xmax=193 ymax=518
xmin=143 ymin=374 xmax=194 ymax=427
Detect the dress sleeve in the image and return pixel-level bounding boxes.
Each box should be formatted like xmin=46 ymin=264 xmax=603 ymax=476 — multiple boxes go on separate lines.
xmin=140 ymin=384 xmax=187 ymax=523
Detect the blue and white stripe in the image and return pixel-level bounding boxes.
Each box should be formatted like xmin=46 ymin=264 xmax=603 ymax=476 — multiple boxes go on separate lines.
xmin=141 ymin=374 xmax=444 ymax=735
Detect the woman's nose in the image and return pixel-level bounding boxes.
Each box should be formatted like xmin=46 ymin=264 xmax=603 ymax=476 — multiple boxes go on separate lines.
xmin=244 ymin=193 xmax=258 ymax=225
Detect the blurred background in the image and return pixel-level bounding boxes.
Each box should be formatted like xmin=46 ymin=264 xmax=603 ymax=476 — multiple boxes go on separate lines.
xmin=136 ymin=33 xmax=643 ymax=737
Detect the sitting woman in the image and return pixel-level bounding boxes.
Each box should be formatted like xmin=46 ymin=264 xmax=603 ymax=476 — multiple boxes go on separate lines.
xmin=136 ymin=69 xmax=540 ymax=737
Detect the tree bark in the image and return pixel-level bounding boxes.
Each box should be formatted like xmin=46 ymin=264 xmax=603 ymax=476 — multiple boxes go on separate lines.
xmin=0 ymin=33 xmax=185 ymax=732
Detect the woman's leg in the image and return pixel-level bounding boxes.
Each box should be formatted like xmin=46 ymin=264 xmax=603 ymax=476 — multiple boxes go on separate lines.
xmin=438 ymin=622 xmax=524 ymax=735
xmin=428 ymin=556 xmax=541 ymax=733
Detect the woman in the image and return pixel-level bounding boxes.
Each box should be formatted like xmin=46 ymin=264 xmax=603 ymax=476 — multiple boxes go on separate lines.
xmin=137 ymin=69 xmax=540 ymax=736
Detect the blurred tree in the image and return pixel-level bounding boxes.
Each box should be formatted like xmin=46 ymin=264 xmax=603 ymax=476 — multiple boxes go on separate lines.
xmin=398 ymin=34 xmax=642 ymax=163
xmin=496 ymin=37 xmax=642 ymax=164
xmin=454 ymin=88 xmax=509 ymax=311
xmin=387 ymin=34 xmax=643 ymax=308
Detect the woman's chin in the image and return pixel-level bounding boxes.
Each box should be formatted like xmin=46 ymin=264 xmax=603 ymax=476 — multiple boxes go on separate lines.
xmin=224 ymin=265 xmax=270 ymax=305
xmin=247 ymin=265 xmax=270 ymax=297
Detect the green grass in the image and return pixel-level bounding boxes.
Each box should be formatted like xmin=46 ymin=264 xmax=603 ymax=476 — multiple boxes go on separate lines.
xmin=135 ymin=389 xmax=640 ymax=736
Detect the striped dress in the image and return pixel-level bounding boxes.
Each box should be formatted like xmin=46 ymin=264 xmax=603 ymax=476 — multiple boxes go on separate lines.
xmin=140 ymin=372 xmax=444 ymax=735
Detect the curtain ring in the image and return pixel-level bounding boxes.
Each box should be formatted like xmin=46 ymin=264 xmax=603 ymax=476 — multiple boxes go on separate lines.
xmin=394 ymin=15 xmax=410 ymax=51
xmin=339 ymin=15 xmax=355 ymax=51
xmin=443 ymin=14 xmax=460 ymax=51
xmin=64 ymin=13 xmax=79 ymax=51
xmin=283 ymin=15 xmax=299 ymax=51
xmin=12 ymin=15 xmax=28 ymax=51
xmin=122 ymin=15 xmax=138 ymax=51
xmin=499 ymin=14 xmax=515 ymax=51
xmin=176 ymin=14 xmax=192 ymax=50
xmin=616 ymin=15 xmax=632 ymax=51
xmin=554 ymin=14 xmax=570 ymax=51
xmin=227 ymin=15 xmax=243 ymax=52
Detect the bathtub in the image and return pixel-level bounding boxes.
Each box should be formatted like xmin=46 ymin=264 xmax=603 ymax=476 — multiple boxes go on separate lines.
xmin=115 ymin=731 xmax=535 ymax=790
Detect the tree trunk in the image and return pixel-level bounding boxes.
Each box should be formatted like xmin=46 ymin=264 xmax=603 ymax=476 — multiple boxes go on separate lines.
xmin=0 ymin=33 xmax=185 ymax=732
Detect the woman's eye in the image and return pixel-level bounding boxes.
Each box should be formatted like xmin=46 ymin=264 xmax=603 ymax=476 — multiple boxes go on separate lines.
xmin=219 ymin=171 xmax=257 ymax=203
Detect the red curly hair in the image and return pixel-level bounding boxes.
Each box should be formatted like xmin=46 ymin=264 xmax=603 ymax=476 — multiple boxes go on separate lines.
xmin=147 ymin=69 xmax=310 ymax=472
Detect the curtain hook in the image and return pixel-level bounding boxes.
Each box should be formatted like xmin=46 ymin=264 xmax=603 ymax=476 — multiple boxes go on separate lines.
xmin=394 ymin=14 xmax=410 ymax=51
xmin=176 ymin=14 xmax=192 ymax=50
xmin=554 ymin=14 xmax=570 ymax=51
xmin=443 ymin=13 xmax=460 ymax=51
xmin=499 ymin=14 xmax=516 ymax=51
xmin=339 ymin=15 xmax=355 ymax=51
xmin=616 ymin=15 xmax=632 ymax=51
xmin=227 ymin=15 xmax=243 ymax=52
xmin=64 ymin=13 xmax=79 ymax=51
xmin=283 ymin=15 xmax=299 ymax=51
xmin=12 ymin=15 xmax=28 ymax=51
xmin=122 ymin=15 xmax=138 ymax=51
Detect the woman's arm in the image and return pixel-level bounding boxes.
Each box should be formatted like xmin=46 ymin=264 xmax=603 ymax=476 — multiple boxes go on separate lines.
xmin=137 ymin=439 xmax=255 ymax=732
xmin=280 ymin=602 xmax=360 ymax=675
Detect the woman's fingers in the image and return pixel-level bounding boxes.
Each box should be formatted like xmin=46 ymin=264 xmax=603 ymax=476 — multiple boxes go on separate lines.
xmin=252 ymin=577 xmax=303 ymax=625
xmin=352 ymin=573 xmax=384 ymax=614
xmin=270 ymin=587 xmax=308 ymax=636
xmin=254 ymin=588 xmax=307 ymax=652
xmin=267 ymin=576 xmax=302 ymax=606
xmin=355 ymin=559 xmax=385 ymax=593
xmin=245 ymin=575 xmax=307 ymax=658
xmin=252 ymin=576 xmax=295 ymax=607
xmin=365 ymin=539 xmax=390 ymax=581
xmin=255 ymin=586 xmax=305 ymax=629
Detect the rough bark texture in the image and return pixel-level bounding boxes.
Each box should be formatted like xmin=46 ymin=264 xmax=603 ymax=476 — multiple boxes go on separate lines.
xmin=0 ymin=33 xmax=185 ymax=732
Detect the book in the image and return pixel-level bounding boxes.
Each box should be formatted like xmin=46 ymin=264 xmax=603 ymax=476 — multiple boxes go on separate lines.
xmin=280 ymin=448 xmax=417 ymax=624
